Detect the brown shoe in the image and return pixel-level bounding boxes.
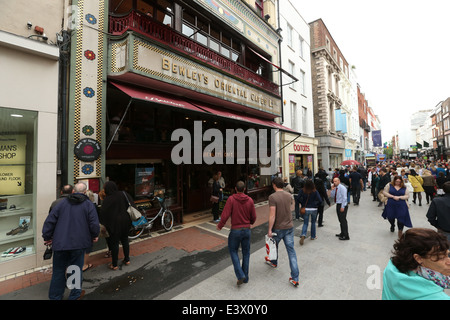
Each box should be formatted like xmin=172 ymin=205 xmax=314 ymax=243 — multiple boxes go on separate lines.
xmin=299 ymin=236 xmax=305 ymax=246
xmin=76 ymin=290 xmax=86 ymax=300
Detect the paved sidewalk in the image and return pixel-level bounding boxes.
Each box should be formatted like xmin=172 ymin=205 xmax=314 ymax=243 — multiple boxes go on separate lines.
xmin=168 ymin=191 xmax=443 ymax=300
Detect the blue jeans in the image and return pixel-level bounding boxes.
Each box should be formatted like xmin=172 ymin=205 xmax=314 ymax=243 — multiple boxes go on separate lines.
xmin=228 ymin=228 xmax=251 ymax=282
xmin=301 ymin=209 xmax=318 ymax=238
xmin=49 ymin=249 xmax=85 ymax=300
xmin=269 ymin=228 xmax=299 ymax=282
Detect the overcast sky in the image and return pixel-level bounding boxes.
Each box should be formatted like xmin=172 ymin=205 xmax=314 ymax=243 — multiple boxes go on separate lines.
xmin=294 ymin=0 xmax=450 ymax=143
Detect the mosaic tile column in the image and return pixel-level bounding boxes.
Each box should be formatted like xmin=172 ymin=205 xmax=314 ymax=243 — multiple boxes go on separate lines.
xmin=68 ymin=0 xmax=106 ymax=186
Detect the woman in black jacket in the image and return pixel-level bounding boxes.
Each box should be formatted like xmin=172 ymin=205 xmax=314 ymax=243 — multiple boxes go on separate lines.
xmin=100 ymin=181 xmax=133 ymax=270
xmin=314 ymin=178 xmax=331 ymax=227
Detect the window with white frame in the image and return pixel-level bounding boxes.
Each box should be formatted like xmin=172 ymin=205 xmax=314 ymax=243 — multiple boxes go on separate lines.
xmin=299 ymin=36 xmax=304 ymax=58
xmin=291 ymin=101 xmax=298 ymax=131
xmin=302 ymin=106 xmax=307 ymax=133
xmin=288 ymin=60 xmax=295 ymax=90
xmin=299 ymin=69 xmax=306 ymax=95
xmin=287 ymin=23 xmax=293 ymax=48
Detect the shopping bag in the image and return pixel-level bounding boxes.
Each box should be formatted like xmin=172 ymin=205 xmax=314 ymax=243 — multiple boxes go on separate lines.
xmin=265 ymin=234 xmax=277 ymax=261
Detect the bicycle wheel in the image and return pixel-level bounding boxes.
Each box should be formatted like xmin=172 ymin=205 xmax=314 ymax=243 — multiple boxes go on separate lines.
xmin=161 ymin=209 xmax=174 ymax=231
xmin=128 ymin=225 xmax=145 ymax=240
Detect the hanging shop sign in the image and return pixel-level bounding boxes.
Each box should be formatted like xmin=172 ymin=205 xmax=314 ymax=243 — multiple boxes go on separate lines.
xmin=74 ymin=138 xmax=102 ymax=162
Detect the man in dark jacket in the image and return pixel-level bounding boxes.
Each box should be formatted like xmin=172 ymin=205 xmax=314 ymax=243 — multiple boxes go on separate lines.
xmin=291 ymin=170 xmax=305 ymax=220
xmin=42 ymin=182 xmax=99 ymax=300
xmin=217 ymin=181 xmax=256 ymax=286
xmin=426 ymin=181 xmax=450 ymax=242
xmin=377 ymin=168 xmax=391 ymax=207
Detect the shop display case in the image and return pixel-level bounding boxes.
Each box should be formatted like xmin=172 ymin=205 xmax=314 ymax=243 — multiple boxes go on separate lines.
xmin=0 ymin=194 xmax=34 ymax=261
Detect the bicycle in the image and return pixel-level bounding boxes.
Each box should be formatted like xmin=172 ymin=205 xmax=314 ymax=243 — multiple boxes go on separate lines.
xmin=128 ymin=195 xmax=174 ymax=240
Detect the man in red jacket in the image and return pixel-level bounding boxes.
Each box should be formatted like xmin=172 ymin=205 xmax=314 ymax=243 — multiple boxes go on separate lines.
xmin=217 ymin=181 xmax=256 ymax=286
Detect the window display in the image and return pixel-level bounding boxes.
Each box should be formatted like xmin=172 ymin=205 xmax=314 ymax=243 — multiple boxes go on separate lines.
xmin=0 ymin=107 xmax=37 ymax=262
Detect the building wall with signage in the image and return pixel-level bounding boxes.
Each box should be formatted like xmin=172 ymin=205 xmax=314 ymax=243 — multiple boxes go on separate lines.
xmin=281 ymin=132 xmax=318 ymax=179
xmin=0 ymin=31 xmax=59 ymax=277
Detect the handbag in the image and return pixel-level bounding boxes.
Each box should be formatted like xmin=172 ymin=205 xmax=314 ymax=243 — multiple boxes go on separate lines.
xmin=43 ymin=245 xmax=52 ymax=260
xmin=123 ymin=191 xmax=142 ymax=221
xmin=210 ymin=195 xmax=219 ymax=203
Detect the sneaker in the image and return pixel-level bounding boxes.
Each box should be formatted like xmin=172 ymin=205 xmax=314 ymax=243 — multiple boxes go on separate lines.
xmin=265 ymin=256 xmax=277 ymax=268
xmin=289 ymin=277 xmax=299 ymax=287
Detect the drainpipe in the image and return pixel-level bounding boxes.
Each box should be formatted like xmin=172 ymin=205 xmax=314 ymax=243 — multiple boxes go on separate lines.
xmin=59 ymin=30 xmax=70 ymax=186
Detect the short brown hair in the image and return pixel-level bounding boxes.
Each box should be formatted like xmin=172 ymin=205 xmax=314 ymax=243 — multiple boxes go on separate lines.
xmin=391 ymin=228 xmax=449 ymax=273
xmin=272 ymin=177 xmax=284 ymax=189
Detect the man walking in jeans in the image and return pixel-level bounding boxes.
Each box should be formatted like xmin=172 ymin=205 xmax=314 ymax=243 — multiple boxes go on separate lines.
xmin=265 ymin=177 xmax=299 ymax=287
xmin=217 ymin=181 xmax=256 ymax=286
xmin=329 ymin=177 xmax=350 ymax=240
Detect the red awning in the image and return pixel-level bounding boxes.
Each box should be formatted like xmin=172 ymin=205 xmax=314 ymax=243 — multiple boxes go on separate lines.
xmin=110 ymin=81 xmax=205 ymax=114
xmin=110 ymin=81 xmax=299 ymax=134
xmin=194 ymin=103 xmax=299 ymax=134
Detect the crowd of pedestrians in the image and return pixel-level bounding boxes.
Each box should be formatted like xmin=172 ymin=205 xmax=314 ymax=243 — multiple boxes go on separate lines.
xmin=41 ymin=158 xmax=450 ymax=299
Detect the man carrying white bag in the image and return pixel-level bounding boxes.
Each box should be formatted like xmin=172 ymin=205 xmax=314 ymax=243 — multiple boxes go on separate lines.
xmin=265 ymin=177 xmax=300 ymax=287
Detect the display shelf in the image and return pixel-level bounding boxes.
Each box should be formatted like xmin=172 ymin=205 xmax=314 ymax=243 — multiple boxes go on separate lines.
xmin=0 ymin=208 xmax=33 ymax=218
xmin=0 ymin=227 xmax=34 ymax=246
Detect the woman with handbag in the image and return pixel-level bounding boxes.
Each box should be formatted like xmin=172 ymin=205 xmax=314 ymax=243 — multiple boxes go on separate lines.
xmin=409 ymin=169 xmax=424 ymax=206
xmin=211 ymin=174 xmax=222 ymax=223
xmin=297 ymin=180 xmax=323 ymax=245
xmin=100 ymin=181 xmax=132 ymax=270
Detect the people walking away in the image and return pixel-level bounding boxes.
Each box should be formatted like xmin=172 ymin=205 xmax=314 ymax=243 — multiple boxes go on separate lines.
xmin=409 ymin=169 xmax=424 ymax=206
xmin=382 ymin=228 xmax=450 ymax=300
xmin=266 ymin=177 xmax=299 ymax=287
xmin=42 ymin=182 xmax=99 ymax=300
xmin=426 ymin=181 xmax=450 ymax=242
xmin=283 ymin=177 xmax=294 ymax=194
xmin=82 ymin=189 xmax=99 ymax=272
xmin=100 ymin=181 xmax=133 ymax=270
xmin=358 ymin=166 xmax=368 ymax=191
xmin=349 ymin=166 xmax=363 ymax=205
xmin=49 ymin=184 xmax=73 ymax=213
xmin=298 ymin=180 xmax=323 ymax=245
xmin=291 ymin=170 xmax=305 ymax=220
xmin=422 ymin=169 xmax=437 ymax=204
xmin=217 ymin=181 xmax=256 ymax=286
xmin=381 ymin=175 xmax=412 ymax=238
xmin=370 ymin=169 xmax=380 ymax=201
xmin=329 ymin=178 xmax=350 ymax=240
xmin=314 ymin=178 xmax=331 ymax=227
xmin=436 ymin=171 xmax=447 ymax=196
xmin=378 ymin=168 xmax=391 ymax=207
xmin=210 ymin=174 xmax=223 ymax=222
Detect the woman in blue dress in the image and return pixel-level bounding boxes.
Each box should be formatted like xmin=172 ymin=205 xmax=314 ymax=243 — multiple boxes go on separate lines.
xmin=382 ymin=175 xmax=412 ymax=238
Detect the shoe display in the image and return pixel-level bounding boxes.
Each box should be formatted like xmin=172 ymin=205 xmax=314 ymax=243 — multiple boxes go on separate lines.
xmin=1 ymin=246 xmax=26 ymax=257
xmin=6 ymin=224 xmax=29 ymax=236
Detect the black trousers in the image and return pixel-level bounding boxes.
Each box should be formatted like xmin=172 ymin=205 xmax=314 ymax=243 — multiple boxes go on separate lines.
xmin=336 ymin=204 xmax=349 ymax=238
xmin=352 ymin=185 xmax=361 ymax=204
xmin=317 ymin=204 xmax=325 ymax=226
xmin=109 ymin=233 xmax=130 ymax=267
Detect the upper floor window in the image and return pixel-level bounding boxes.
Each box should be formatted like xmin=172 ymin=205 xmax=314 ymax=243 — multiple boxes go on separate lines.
xmin=287 ymin=23 xmax=293 ymax=48
xmin=111 ymin=0 xmax=174 ymax=27
xmin=255 ymin=0 xmax=264 ymax=18
xmin=299 ymin=36 xmax=304 ymax=58
xmin=181 ymin=6 xmax=241 ymax=62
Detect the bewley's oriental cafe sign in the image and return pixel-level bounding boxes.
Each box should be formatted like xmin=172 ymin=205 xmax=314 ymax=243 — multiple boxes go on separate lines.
xmin=111 ymin=37 xmax=281 ymax=117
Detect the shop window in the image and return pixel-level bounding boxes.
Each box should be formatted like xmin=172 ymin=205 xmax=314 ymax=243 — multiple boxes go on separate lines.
xmin=0 ymin=107 xmax=37 ymax=262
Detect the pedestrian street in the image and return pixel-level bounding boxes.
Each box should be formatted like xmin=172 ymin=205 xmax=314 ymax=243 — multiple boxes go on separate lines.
xmin=168 ymin=190 xmax=447 ymax=300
